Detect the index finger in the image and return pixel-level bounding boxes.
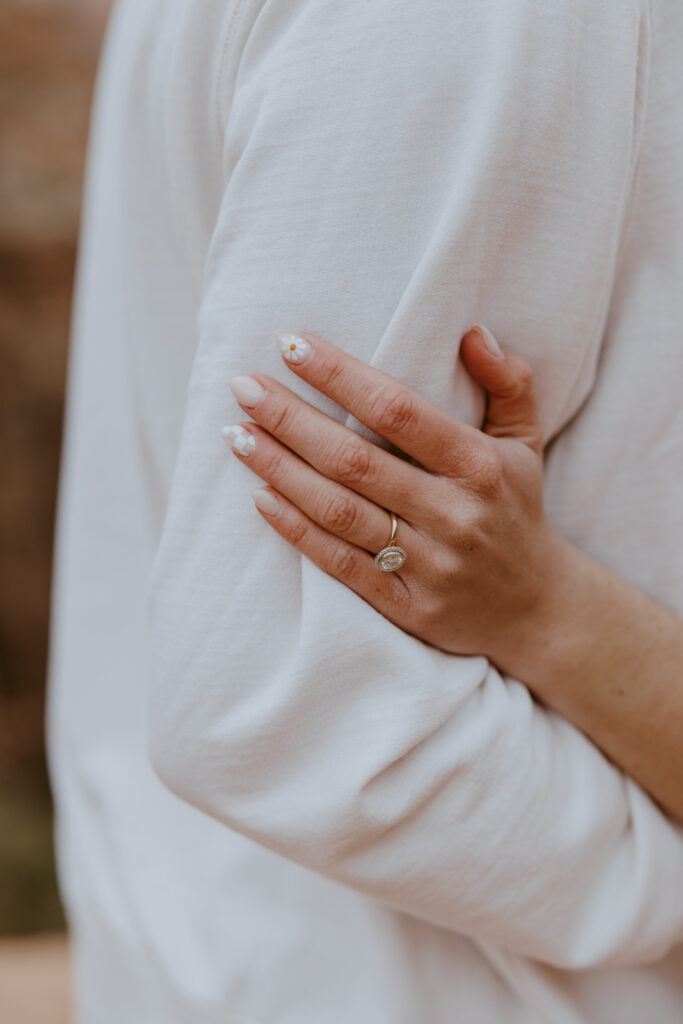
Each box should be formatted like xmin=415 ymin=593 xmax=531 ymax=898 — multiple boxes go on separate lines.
xmin=276 ymin=332 xmax=483 ymax=474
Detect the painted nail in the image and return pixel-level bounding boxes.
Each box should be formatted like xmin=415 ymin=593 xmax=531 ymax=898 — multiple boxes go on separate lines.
xmin=252 ymin=488 xmax=281 ymax=516
xmin=277 ymin=333 xmax=313 ymax=366
xmin=471 ymin=324 xmax=503 ymax=359
xmin=222 ymin=424 xmax=256 ymax=456
xmin=229 ymin=376 xmax=266 ymax=408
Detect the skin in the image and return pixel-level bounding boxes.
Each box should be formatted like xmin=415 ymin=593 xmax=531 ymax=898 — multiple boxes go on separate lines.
xmin=223 ymin=327 xmax=683 ymax=823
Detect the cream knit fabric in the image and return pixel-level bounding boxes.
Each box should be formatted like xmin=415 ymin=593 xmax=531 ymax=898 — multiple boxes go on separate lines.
xmin=48 ymin=1 xmax=683 ymax=1020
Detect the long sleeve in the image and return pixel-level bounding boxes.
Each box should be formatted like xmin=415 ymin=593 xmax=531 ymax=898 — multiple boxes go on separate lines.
xmin=148 ymin=0 xmax=683 ymax=970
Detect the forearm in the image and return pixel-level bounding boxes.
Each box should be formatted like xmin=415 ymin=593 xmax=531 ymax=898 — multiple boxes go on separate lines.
xmin=509 ymin=535 xmax=683 ymax=821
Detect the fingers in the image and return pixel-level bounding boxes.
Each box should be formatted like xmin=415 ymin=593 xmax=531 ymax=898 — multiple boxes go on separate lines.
xmin=249 ymin=484 xmax=412 ymax=618
xmin=460 ymin=326 xmax=544 ymax=454
xmin=227 ymin=373 xmax=442 ymax=523
xmin=222 ymin=421 xmax=425 ymax=560
xmin=275 ymin=332 xmax=485 ymax=475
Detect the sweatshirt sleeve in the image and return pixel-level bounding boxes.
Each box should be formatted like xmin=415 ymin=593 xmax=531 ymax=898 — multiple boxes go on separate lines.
xmin=148 ymin=0 xmax=683 ymax=970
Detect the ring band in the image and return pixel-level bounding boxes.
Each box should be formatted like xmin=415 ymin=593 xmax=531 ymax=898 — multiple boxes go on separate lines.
xmin=374 ymin=510 xmax=407 ymax=572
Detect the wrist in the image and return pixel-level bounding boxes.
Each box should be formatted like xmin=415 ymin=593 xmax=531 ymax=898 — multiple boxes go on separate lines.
xmin=493 ymin=529 xmax=596 ymax=696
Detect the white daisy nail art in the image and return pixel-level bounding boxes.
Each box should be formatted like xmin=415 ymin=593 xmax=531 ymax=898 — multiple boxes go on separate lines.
xmin=277 ymin=333 xmax=312 ymax=365
xmin=222 ymin=424 xmax=255 ymax=456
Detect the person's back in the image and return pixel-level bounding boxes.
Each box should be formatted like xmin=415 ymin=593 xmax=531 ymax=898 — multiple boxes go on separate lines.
xmin=48 ymin=1 xmax=683 ymax=1020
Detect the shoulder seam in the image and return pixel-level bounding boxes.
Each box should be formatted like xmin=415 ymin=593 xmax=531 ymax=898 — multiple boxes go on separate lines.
xmin=213 ymin=0 xmax=264 ymax=170
xmin=607 ymin=0 xmax=653 ymax=290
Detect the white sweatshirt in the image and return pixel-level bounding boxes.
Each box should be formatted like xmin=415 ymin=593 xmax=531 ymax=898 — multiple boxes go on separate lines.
xmin=48 ymin=0 xmax=683 ymax=1021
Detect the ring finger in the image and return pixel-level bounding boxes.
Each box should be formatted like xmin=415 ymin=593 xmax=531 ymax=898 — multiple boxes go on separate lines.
xmin=222 ymin=421 xmax=425 ymax=565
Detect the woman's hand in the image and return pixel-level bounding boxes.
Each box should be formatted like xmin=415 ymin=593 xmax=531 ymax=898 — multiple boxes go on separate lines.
xmin=223 ymin=326 xmax=564 ymax=674
xmin=223 ymin=327 xmax=683 ymax=820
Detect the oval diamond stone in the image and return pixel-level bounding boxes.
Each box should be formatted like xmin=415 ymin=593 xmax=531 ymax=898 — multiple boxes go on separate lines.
xmin=374 ymin=546 xmax=407 ymax=572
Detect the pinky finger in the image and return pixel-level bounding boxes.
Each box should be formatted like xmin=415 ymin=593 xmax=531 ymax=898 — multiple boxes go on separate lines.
xmin=251 ymin=486 xmax=410 ymax=616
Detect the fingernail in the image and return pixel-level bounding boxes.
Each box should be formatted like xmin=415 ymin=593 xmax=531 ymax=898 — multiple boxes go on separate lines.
xmin=222 ymin=424 xmax=256 ymax=456
xmin=277 ymin=333 xmax=313 ymax=366
xmin=229 ymin=376 xmax=266 ymax=408
xmin=471 ymin=324 xmax=503 ymax=359
xmin=252 ymin=488 xmax=281 ymax=516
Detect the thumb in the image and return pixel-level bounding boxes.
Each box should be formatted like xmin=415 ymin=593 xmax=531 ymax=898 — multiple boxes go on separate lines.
xmin=460 ymin=325 xmax=543 ymax=454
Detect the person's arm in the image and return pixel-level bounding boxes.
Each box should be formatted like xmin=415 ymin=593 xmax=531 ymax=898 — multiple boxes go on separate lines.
xmin=149 ymin=0 xmax=683 ymax=969
xmin=223 ymin=326 xmax=683 ymax=821
xmin=518 ymin=511 xmax=683 ymax=823
xmin=490 ymin=336 xmax=683 ymax=822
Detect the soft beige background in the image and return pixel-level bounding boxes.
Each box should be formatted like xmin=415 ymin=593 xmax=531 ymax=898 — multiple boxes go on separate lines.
xmin=0 ymin=0 xmax=111 ymax=1018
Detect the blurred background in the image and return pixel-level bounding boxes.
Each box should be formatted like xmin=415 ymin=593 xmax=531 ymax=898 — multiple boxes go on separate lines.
xmin=1 ymin=0 xmax=111 ymax=1018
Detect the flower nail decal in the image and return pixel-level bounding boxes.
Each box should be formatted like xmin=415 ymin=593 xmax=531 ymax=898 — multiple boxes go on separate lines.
xmin=277 ymin=333 xmax=312 ymax=365
xmin=222 ymin=424 xmax=255 ymax=456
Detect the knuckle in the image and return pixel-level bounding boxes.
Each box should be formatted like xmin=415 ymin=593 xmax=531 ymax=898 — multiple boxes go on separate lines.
xmin=328 ymin=543 xmax=361 ymax=582
xmin=267 ymin=402 xmax=296 ymax=437
xmin=469 ymin=448 xmax=504 ymax=497
xmin=411 ymin=589 xmax=444 ymax=634
xmin=445 ymin=507 xmax=482 ymax=551
xmin=369 ymin=386 xmax=418 ymax=435
xmin=287 ymin=517 xmax=310 ymax=547
xmin=263 ymin=445 xmax=286 ymax=479
xmin=505 ymin=355 xmax=534 ymax=398
xmin=316 ymin=358 xmax=346 ymax=392
xmin=520 ymin=362 xmax=536 ymax=389
xmin=423 ymin=547 xmax=459 ymax=595
xmin=436 ymin=548 xmax=462 ymax=585
xmin=317 ymin=491 xmax=359 ymax=535
xmin=516 ymin=358 xmax=535 ymax=392
xmin=329 ymin=439 xmax=372 ymax=485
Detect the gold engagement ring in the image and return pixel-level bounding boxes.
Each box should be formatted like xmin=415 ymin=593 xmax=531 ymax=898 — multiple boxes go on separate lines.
xmin=374 ymin=511 xmax=407 ymax=572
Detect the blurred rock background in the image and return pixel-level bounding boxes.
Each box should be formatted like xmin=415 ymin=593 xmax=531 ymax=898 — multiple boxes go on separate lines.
xmin=1 ymin=0 xmax=111 ymax=1016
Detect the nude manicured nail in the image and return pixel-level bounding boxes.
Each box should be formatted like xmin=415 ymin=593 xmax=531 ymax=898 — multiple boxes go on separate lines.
xmin=471 ymin=324 xmax=503 ymax=359
xmin=277 ymin=333 xmax=313 ymax=365
xmin=252 ymin=488 xmax=281 ymax=516
xmin=229 ymin=376 xmax=266 ymax=407
xmin=222 ymin=424 xmax=255 ymax=456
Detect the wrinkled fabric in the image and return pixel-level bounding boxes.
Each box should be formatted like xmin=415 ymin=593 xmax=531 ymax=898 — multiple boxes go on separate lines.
xmin=48 ymin=1 xmax=683 ymax=1021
